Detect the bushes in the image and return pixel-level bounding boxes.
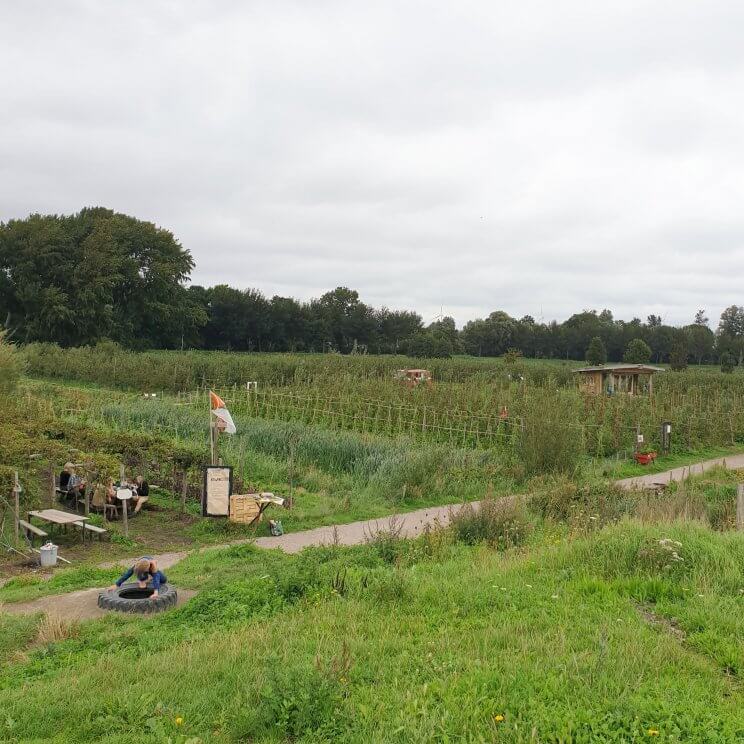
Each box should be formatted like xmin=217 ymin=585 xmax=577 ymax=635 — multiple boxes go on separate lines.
xmin=450 ymin=497 xmax=532 ymax=549
xmin=517 ymin=390 xmax=584 ymax=476
xmin=529 ymin=476 xmax=631 ymax=527
xmin=0 ymin=331 xmax=24 ymax=397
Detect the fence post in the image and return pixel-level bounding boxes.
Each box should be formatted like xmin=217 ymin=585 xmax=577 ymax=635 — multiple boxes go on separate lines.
xmin=13 ymin=470 xmax=20 ymax=543
xmin=180 ymin=471 xmax=187 ymax=515
xmin=737 ymin=484 xmax=744 ymax=531
xmin=49 ymin=464 xmax=56 ymax=507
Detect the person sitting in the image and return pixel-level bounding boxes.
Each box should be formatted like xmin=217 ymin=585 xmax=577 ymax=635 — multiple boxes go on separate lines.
xmin=59 ymin=463 xmax=72 ymax=492
xmin=133 ymin=475 xmax=150 ymax=514
xmin=109 ymin=556 xmax=167 ymax=599
xmin=60 ymin=464 xmax=86 ymax=506
xmin=91 ymin=479 xmax=117 ymax=514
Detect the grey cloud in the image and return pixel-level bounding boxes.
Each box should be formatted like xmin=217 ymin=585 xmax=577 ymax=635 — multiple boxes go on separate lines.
xmin=2 ymin=1 xmax=744 ymax=329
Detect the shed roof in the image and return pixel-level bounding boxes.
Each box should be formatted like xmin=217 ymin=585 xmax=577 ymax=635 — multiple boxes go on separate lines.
xmin=574 ymin=364 xmax=664 ymax=374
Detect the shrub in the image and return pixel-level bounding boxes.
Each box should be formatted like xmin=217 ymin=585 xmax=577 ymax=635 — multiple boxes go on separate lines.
xmin=450 ymin=497 xmax=532 ymax=549
xmin=517 ymin=390 xmax=583 ymax=476
xmin=529 ymin=476 xmax=630 ymax=527
xmin=720 ymin=350 xmax=736 ymax=374
xmin=669 ymin=340 xmax=689 ymax=371
xmin=623 ymin=338 xmax=652 ymax=364
xmin=0 ymin=330 xmax=25 ymax=397
xmin=635 ymin=536 xmax=687 ymax=578
xmin=585 ymin=336 xmax=607 ymax=365
xmin=229 ymin=659 xmax=346 ymax=740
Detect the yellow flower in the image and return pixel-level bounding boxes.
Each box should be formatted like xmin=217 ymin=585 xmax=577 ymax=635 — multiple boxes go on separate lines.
xmin=494 ymin=714 xmax=505 ymax=723
xmin=175 ymin=717 xmax=184 ymax=726
xmin=647 ymin=729 xmax=659 ymax=736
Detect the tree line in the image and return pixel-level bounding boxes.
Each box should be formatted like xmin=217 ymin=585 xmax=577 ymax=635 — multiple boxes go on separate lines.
xmin=1 ymin=208 xmax=743 ymax=366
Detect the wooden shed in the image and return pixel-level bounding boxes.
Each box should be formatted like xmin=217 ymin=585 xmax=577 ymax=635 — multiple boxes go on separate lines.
xmin=574 ymin=364 xmax=663 ymax=396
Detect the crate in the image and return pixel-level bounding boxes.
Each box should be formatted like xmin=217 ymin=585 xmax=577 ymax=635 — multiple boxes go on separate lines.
xmin=230 ymin=494 xmax=261 ymax=524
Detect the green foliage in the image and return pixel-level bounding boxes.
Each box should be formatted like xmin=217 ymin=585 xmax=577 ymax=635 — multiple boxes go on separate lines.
xmin=405 ymin=331 xmax=453 ymax=358
xmin=0 ymin=208 xmax=204 ymax=348
xmin=669 ymin=339 xmax=689 ymax=371
xmin=2 ymin=523 xmax=744 ymax=742
xmin=585 ymin=336 xmax=606 ymax=365
xmin=720 ymin=350 xmax=736 ymax=373
xmin=230 ymin=658 xmax=347 ymax=740
xmin=623 ymin=338 xmax=652 ymax=364
xmin=0 ymin=330 xmax=24 ymax=397
xmin=450 ymin=497 xmax=532 ymax=549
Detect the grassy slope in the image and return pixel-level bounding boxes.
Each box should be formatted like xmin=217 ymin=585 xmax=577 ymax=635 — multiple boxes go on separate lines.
xmin=1 ymin=522 xmax=742 ymax=743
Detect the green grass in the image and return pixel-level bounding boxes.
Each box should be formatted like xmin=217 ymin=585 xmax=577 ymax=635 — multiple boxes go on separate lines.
xmin=1 ymin=521 xmax=743 ymax=742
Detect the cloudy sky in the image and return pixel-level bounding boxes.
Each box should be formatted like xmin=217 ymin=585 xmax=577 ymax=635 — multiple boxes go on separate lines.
xmin=2 ymin=1 xmax=743 ymax=327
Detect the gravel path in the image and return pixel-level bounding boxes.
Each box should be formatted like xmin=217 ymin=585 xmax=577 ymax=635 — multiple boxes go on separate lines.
xmin=6 ymin=452 xmax=744 ymax=622
xmin=615 ymin=453 xmax=744 ymax=490
xmin=2 ymin=502 xmax=468 ymax=620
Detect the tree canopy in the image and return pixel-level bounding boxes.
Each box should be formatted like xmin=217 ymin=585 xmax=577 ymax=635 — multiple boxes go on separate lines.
xmin=1 ymin=208 xmax=741 ymax=365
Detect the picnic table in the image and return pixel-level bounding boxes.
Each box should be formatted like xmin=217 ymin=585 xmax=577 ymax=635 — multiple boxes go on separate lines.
xmin=28 ymin=509 xmax=89 ymax=538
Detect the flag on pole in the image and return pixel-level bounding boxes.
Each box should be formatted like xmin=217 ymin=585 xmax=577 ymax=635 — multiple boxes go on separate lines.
xmin=210 ymin=391 xmax=237 ymax=434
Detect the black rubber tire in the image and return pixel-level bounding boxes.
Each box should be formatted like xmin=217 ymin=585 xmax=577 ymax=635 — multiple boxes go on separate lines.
xmin=98 ymin=582 xmax=178 ymax=614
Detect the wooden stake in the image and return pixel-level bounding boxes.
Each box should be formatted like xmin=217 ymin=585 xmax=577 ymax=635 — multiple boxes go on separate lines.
xmin=122 ymin=496 xmax=129 ymax=538
xmin=737 ymin=484 xmax=744 ymax=531
xmin=180 ymin=471 xmax=187 ymax=514
xmin=13 ymin=470 xmax=20 ymax=543
xmin=49 ymin=464 xmax=56 ymax=507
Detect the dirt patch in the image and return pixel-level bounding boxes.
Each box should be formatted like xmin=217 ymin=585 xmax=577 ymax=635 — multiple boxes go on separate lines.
xmin=636 ymin=603 xmax=686 ymax=641
xmin=2 ymin=586 xmax=198 ymax=621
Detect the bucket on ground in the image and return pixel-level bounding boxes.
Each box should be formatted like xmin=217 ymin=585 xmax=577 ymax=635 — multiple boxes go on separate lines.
xmin=39 ymin=541 xmax=58 ymax=567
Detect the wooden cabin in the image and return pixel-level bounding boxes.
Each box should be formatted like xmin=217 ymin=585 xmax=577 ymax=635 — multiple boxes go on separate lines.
xmin=574 ymin=364 xmax=663 ymax=396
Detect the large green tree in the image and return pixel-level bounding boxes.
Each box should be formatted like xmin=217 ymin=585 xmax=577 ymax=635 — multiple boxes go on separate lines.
xmin=0 ymin=208 xmax=205 ymax=348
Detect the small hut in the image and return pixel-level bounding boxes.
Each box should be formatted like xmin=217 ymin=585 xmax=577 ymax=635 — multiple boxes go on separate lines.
xmin=574 ymin=363 xmax=663 ymax=396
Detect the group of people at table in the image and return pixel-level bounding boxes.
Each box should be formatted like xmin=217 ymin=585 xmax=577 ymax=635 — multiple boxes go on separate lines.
xmin=58 ymin=462 xmax=150 ymax=516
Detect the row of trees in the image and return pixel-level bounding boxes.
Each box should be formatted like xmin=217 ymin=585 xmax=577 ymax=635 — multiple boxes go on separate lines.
xmin=2 ymin=209 xmax=743 ymax=364
xmin=459 ymin=307 xmax=744 ymax=366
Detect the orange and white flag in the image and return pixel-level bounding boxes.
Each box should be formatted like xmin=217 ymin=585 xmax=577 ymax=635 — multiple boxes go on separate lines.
xmin=210 ymin=391 xmax=237 ymax=434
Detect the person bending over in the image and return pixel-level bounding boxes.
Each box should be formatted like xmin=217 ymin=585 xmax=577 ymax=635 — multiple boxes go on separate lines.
xmin=109 ymin=556 xmax=167 ymax=599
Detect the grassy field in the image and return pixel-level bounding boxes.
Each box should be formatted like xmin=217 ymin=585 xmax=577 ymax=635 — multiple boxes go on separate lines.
xmin=2 ymin=350 xmax=744 ymax=741
xmin=1 ymin=515 xmax=743 ymax=742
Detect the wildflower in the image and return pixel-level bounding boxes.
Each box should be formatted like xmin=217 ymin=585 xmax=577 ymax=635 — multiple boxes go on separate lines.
xmin=494 ymin=714 xmax=505 ymax=723
xmin=647 ymin=728 xmax=659 ymax=736
xmin=175 ymin=717 xmax=183 ymax=726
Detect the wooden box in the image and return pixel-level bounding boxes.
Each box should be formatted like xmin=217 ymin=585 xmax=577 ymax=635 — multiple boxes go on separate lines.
xmin=229 ymin=494 xmax=261 ymax=524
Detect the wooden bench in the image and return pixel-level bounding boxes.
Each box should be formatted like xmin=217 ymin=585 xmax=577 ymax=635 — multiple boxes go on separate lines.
xmin=18 ymin=519 xmax=48 ymax=546
xmin=73 ymin=521 xmax=109 ymax=541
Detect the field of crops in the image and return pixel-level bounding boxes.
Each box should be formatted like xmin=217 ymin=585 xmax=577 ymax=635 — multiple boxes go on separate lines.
xmin=21 ymin=344 xmax=744 ymax=465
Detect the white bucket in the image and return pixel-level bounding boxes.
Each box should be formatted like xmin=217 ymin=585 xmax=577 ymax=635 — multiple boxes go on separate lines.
xmin=39 ymin=542 xmax=58 ymax=568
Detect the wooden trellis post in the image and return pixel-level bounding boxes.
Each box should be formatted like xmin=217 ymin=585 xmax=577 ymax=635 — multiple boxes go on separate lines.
xmin=13 ymin=470 xmax=20 ymax=543
xmin=737 ymin=484 xmax=744 ymax=531
xmin=180 ymin=471 xmax=187 ymax=514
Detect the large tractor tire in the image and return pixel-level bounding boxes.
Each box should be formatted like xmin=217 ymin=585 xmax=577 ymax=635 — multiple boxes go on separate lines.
xmin=98 ymin=582 xmax=178 ymax=614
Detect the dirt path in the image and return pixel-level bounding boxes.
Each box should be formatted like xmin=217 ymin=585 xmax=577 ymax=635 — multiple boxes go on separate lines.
xmin=615 ymin=453 xmax=744 ymax=490
xmin=2 ymin=502 xmax=466 ymax=620
xmin=1 ymin=588 xmax=197 ymax=621
xmin=6 ymin=452 xmax=744 ymax=622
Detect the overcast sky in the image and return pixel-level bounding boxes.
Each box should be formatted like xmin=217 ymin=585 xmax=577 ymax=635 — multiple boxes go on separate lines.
xmin=2 ymin=1 xmax=744 ymax=327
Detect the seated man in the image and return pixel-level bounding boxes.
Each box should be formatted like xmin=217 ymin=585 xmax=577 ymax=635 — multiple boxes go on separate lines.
xmin=109 ymin=556 xmax=167 ymax=599
xmin=132 ymin=475 xmax=150 ymax=514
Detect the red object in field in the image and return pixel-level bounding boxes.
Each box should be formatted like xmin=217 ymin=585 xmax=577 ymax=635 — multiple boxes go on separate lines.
xmin=634 ymin=451 xmax=657 ymax=465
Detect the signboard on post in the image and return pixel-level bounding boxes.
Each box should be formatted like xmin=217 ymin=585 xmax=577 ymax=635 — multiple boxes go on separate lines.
xmin=202 ymin=466 xmax=233 ymax=517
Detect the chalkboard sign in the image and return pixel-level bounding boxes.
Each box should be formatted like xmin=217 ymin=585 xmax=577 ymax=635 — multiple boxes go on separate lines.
xmin=202 ymin=466 xmax=233 ymax=517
